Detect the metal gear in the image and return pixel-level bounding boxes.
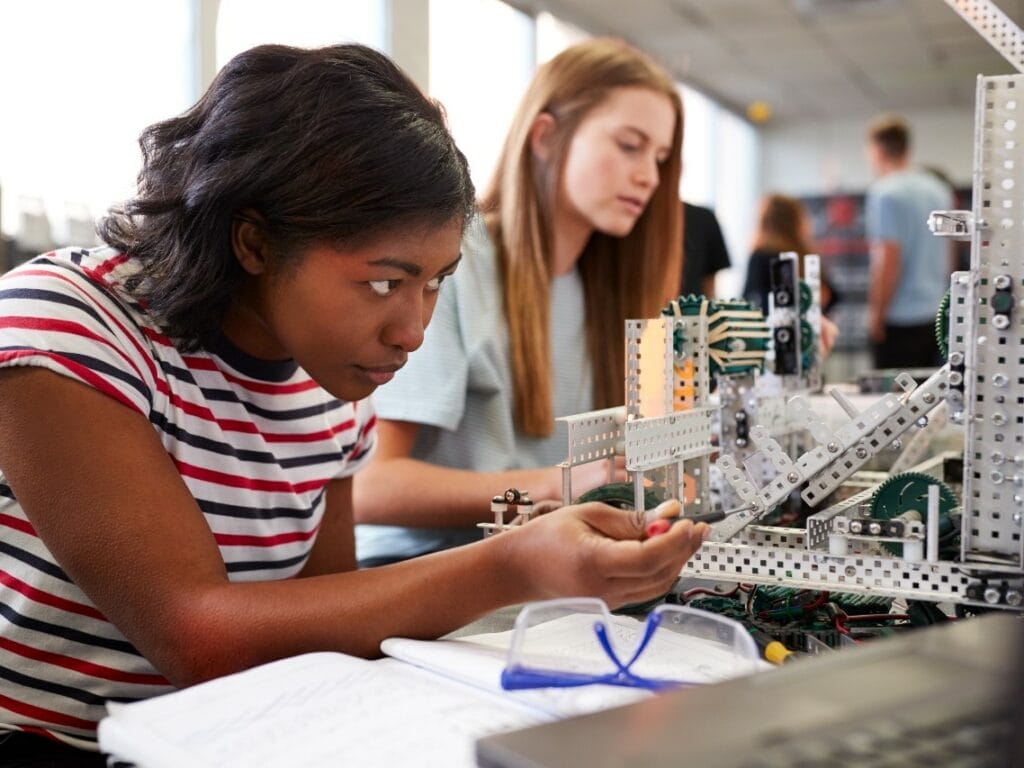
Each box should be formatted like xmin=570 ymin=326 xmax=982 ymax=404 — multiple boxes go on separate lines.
xmin=800 ymin=319 xmax=815 ymax=353
xmin=574 ymin=482 xmax=664 ymax=510
xmin=869 ymin=472 xmax=958 ymax=556
xmin=798 ymin=281 xmax=812 ymax=314
xmin=662 ymin=295 xmax=769 ymax=378
xmin=935 ymin=291 xmax=950 ymax=360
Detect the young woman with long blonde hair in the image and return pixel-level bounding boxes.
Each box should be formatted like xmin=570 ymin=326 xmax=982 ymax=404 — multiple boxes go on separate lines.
xmin=355 ymin=38 xmax=685 ymax=565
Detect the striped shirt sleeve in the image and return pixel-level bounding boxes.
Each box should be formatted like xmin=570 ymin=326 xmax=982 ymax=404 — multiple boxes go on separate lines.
xmin=340 ymin=397 xmax=377 ymax=476
xmin=0 ymin=255 xmax=155 ymax=417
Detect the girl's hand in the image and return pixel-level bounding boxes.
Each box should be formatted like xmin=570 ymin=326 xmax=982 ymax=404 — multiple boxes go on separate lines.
xmin=503 ymin=499 xmax=708 ymax=609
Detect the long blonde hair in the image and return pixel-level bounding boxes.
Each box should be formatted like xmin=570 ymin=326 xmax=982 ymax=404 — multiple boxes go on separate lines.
xmin=481 ymin=38 xmax=684 ymax=437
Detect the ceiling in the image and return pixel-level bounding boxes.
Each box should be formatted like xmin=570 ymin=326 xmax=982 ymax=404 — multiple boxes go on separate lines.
xmin=506 ymin=0 xmax=1024 ymax=125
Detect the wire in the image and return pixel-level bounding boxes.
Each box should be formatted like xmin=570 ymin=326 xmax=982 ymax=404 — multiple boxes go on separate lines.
xmin=683 ymin=586 xmax=740 ymax=600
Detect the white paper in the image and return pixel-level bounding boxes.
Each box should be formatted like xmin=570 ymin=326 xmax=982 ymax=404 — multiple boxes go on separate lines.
xmin=99 ymin=653 xmax=546 ymax=768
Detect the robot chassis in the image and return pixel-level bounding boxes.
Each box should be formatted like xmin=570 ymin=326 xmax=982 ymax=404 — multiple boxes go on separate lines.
xmin=483 ymin=0 xmax=1024 ymax=611
xmin=552 ymin=0 xmax=1024 ymax=612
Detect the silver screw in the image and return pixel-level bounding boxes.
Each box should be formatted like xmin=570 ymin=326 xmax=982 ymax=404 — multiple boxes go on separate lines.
xmin=787 ymin=472 xmax=799 ymax=483
xmin=949 ymin=351 xmax=965 ymax=366
xmin=992 ymin=470 xmax=1005 ymax=484
xmin=991 ymin=451 xmax=1005 ymax=464
xmin=993 ymin=373 xmax=1009 ymax=387
xmin=850 ymin=520 xmax=863 ymax=534
xmin=1006 ymin=589 xmax=1023 ymax=607
xmin=993 ymin=314 xmax=1010 ymax=330
xmin=994 ymin=274 xmax=1012 ymax=290
xmin=984 ymin=586 xmax=1003 ymax=605
xmin=827 ymin=442 xmax=840 ymax=453
xmin=922 ymin=392 xmax=936 ymax=404
xmin=868 ymin=522 xmax=883 ymax=535
xmin=993 ymin=412 xmax=1008 ymax=427
xmin=949 ymin=371 xmax=963 ymax=386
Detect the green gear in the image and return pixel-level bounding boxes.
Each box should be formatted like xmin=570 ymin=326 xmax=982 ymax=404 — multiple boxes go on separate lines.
xmin=798 ymin=281 xmax=813 ymax=314
xmin=869 ymin=472 xmax=958 ymax=556
xmin=662 ymin=295 xmax=769 ymax=378
xmin=799 ymin=320 xmax=816 ymax=373
xmin=800 ymin=319 xmax=815 ymax=353
xmin=574 ymin=482 xmax=664 ymax=510
xmin=935 ymin=291 xmax=950 ymax=360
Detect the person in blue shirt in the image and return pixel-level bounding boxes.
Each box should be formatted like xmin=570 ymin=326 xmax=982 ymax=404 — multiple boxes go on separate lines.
xmin=864 ymin=115 xmax=953 ymax=369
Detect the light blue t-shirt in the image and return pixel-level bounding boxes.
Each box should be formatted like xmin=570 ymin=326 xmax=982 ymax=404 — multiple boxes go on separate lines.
xmin=865 ymin=168 xmax=953 ymax=325
xmin=356 ymin=218 xmax=594 ymax=562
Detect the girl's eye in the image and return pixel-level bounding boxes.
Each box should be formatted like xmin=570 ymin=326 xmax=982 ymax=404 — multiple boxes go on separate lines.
xmin=426 ymin=274 xmax=448 ymax=292
xmin=618 ymin=141 xmax=641 ymax=154
xmin=368 ymin=279 xmax=401 ymax=297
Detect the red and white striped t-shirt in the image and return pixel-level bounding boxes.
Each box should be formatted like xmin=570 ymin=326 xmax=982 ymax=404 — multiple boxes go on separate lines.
xmin=0 ymin=246 xmax=376 ymax=749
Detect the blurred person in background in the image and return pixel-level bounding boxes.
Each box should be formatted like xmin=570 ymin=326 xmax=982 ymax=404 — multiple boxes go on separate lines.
xmin=864 ymin=115 xmax=952 ymax=369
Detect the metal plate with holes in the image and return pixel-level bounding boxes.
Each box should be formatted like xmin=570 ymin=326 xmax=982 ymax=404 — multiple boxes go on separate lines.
xmin=959 ymin=73 xmax=1024 ymax=565
xmin=558 ymin=407 xmax=623 ymax=468
xmin=622 ymin=407 xmax=714 ymax=471
xmin=802 ymin=369 xmax=949 ymax=505
xmin=947 ymin=0 xmax=1024 ymax=73
xmin=681 ymin=542 xmax=979 ymax=604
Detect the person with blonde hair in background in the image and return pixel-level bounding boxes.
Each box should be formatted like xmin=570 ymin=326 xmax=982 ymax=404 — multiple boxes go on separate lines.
xmin=355 ymin=38 xmax=686 ymax=566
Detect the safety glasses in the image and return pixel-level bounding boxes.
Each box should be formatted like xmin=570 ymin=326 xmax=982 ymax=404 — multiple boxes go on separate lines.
xmin=501 ymin=598 xmax=759 ymax=692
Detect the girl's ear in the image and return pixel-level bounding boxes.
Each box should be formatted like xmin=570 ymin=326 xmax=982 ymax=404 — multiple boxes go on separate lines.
xmin=528 ymin=112 xmax=558 ymax=162
xmin=231 ymin=210 xmax=270 ymax=276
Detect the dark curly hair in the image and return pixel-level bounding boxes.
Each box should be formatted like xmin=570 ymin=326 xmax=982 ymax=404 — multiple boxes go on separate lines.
xmin=98 ymin=44 xmax=475 ymax=350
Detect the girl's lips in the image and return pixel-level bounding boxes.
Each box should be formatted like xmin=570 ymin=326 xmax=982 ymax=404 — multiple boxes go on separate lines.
xmin=619 ymin=196 xmax=645 ymax=215
xmin=357 ymin=364 xmax=402 ymax=385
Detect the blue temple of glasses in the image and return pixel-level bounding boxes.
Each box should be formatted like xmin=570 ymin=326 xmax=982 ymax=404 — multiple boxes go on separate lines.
xmin=501 ymin=611 xmax=688 ymax=692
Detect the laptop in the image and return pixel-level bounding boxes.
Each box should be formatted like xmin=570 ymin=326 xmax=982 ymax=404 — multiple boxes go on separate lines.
xmin=476 ymin=612 xmax=1023 ymax=768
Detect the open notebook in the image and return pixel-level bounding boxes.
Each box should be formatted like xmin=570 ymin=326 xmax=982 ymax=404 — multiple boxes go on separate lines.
xmin=98 ymin=611 xmax=762 ymax=767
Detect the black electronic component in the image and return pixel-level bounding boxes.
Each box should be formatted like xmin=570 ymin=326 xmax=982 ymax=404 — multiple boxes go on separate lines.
xmin=734 ymin=409 xmax=749 ymax=447
xmin=773 ymin=325 xmax=799 ymax=374
xmin=769 ymin=257 xmax=797 ymax=309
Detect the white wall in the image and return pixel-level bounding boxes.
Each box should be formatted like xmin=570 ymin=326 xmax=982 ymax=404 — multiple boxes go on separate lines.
xmin=760 ymin=106 xmax=975 ymax=196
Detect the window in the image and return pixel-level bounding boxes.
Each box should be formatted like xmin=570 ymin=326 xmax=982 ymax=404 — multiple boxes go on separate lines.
xmin=679 ymin=84 xmax=760 ymax=297
xmin=0 ymin=0 xmax=194 ymax=248
xmin=429 ymin=0 xmax=533 ymax=192
xmin=216 ymin=0 xmax=387 ymax=68
xmin=535 ymin=11 xmax=588 ymax=65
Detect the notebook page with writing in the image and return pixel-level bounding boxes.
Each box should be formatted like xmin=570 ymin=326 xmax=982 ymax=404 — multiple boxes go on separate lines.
xmin=99 ymin=653 xmax=547 ymax=768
